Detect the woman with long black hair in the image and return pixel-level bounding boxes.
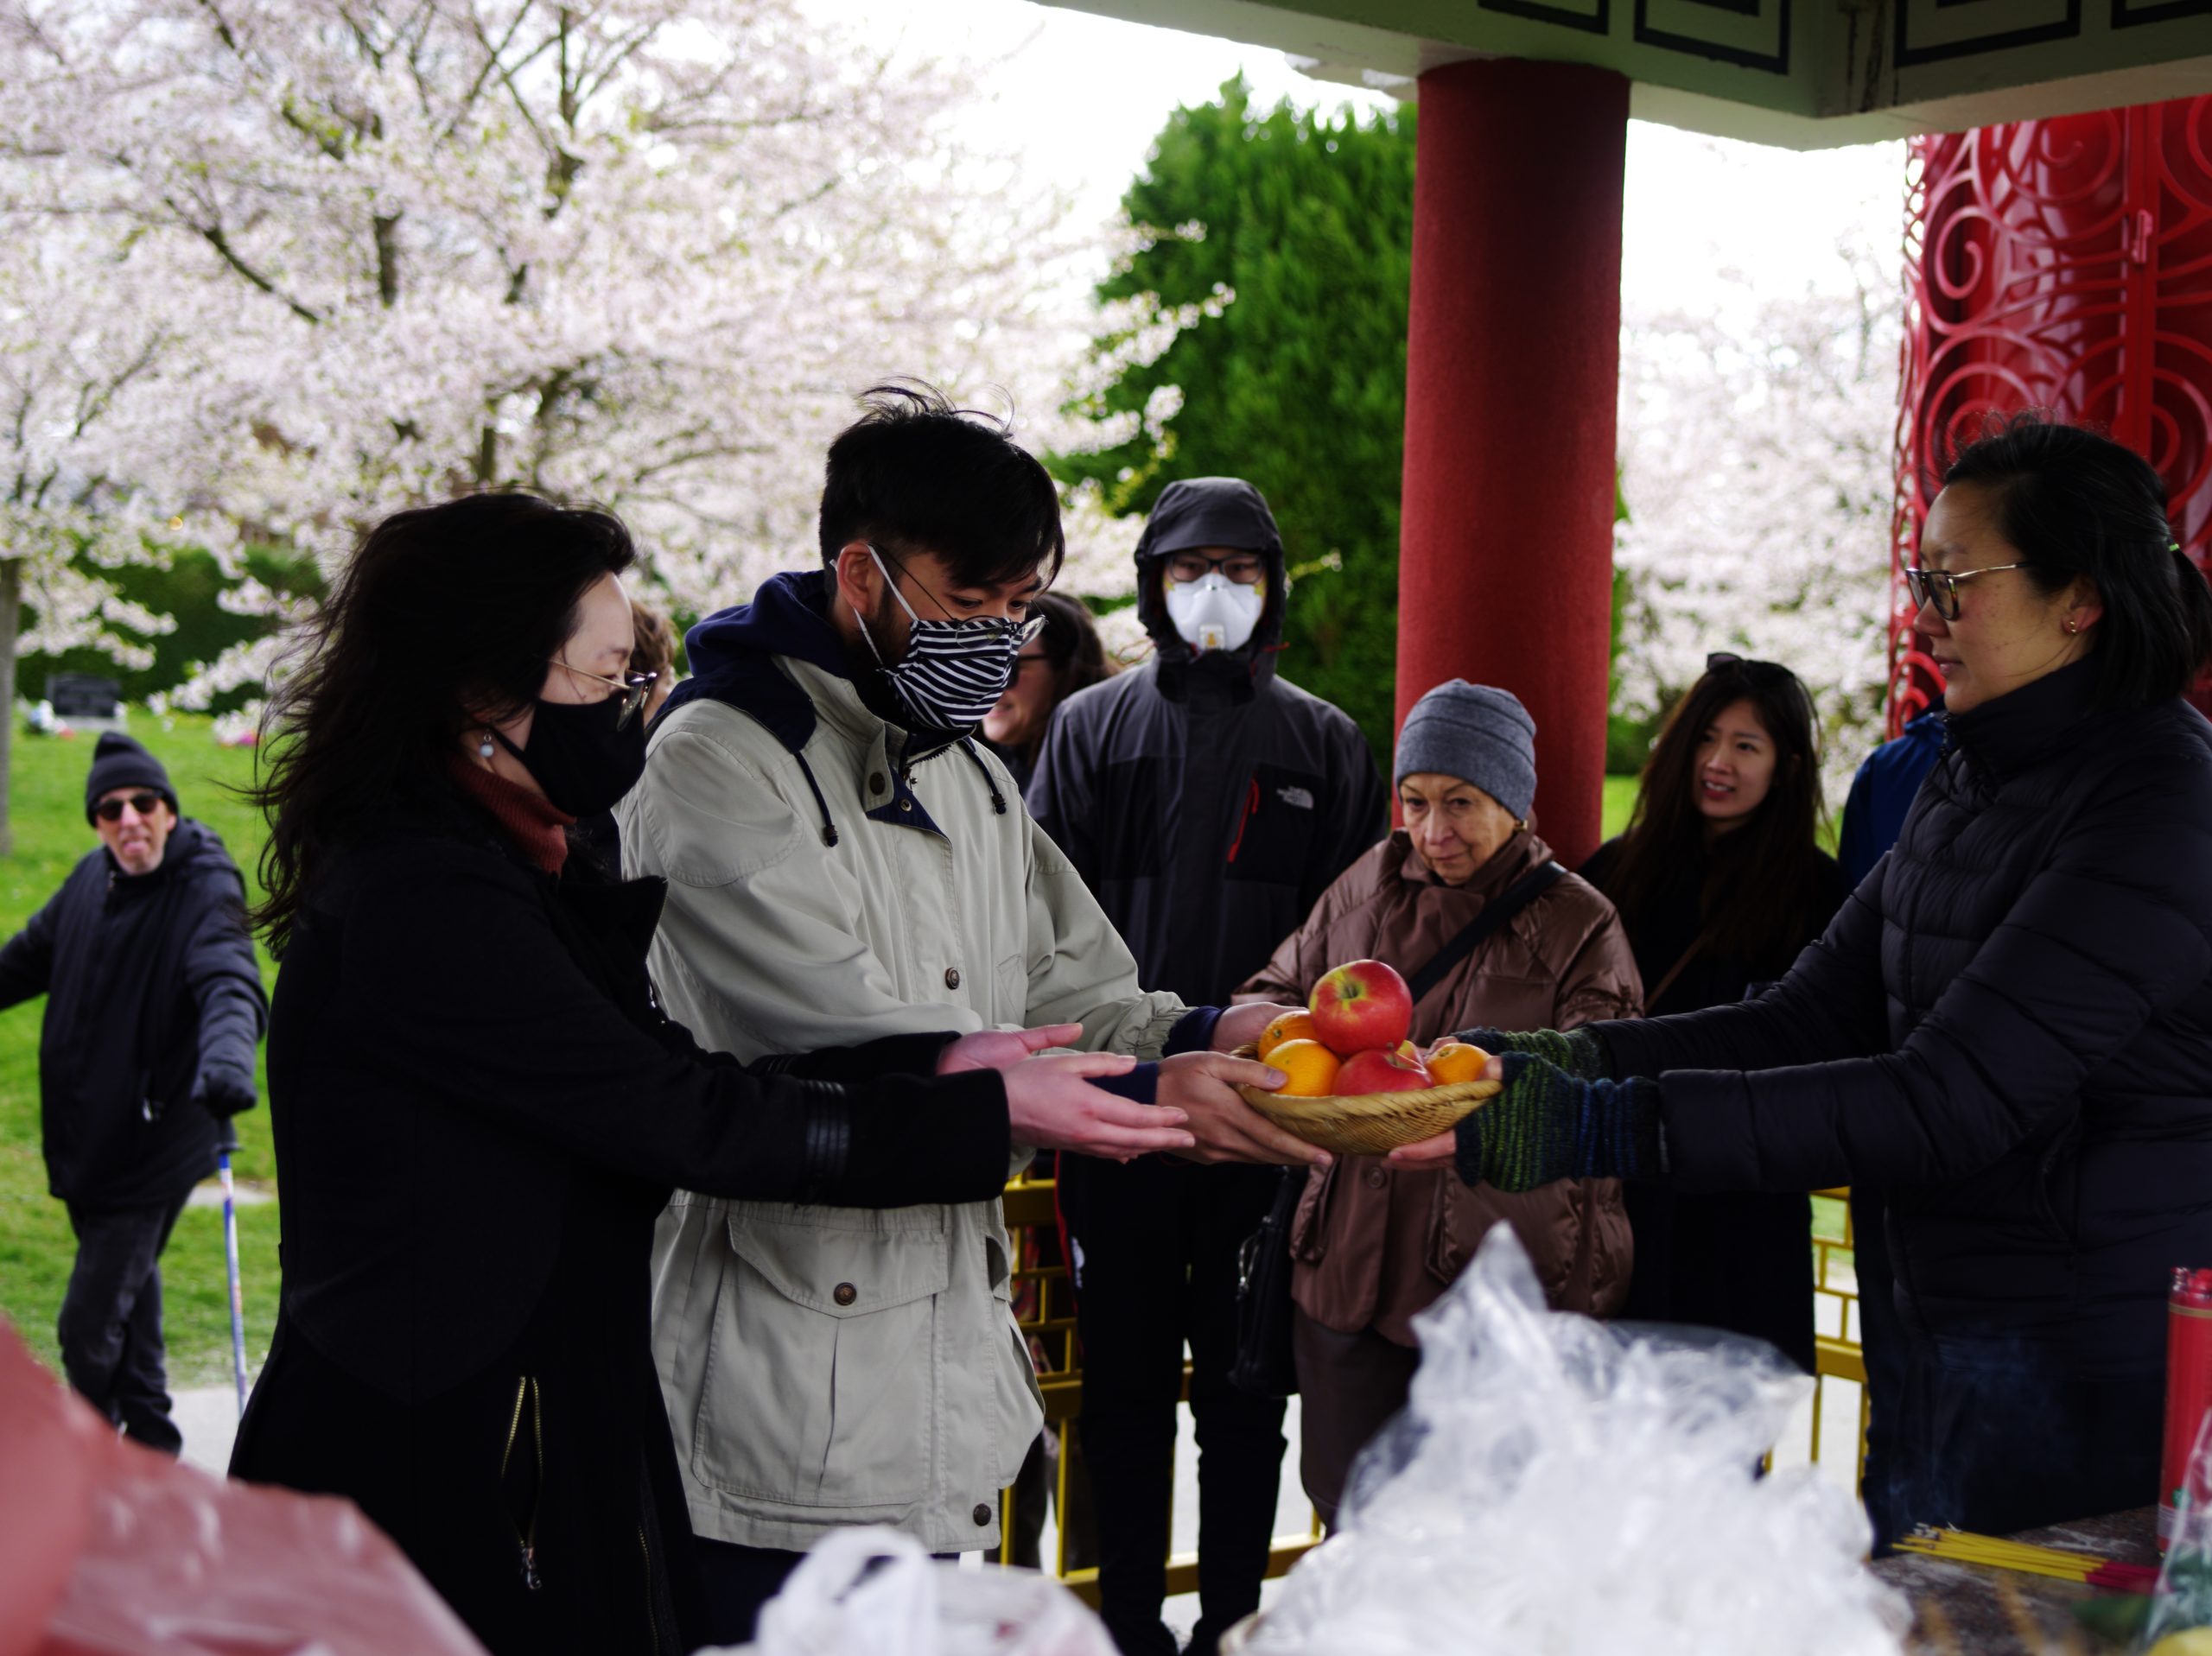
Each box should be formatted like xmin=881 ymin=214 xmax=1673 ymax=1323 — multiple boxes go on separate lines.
xmin=226 ymin=492 xmax=1194 ymax=1654
xmin=1397 ymin=416 xmax=2212 ymax=1540
xmin=1580 ymin=653 xmax=1845 ymax=1372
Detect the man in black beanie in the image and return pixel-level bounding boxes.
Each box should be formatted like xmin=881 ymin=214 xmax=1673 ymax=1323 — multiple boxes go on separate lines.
xmin=0 ymin=731 xmax=266 ymax=1449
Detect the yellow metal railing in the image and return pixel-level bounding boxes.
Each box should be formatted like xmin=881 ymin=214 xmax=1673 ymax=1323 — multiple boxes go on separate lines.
xmin=1000 ymin=1177 xmax=1871 ymax=1597
xmin=1810 ymin=1188 xmax=1872 ymax=1494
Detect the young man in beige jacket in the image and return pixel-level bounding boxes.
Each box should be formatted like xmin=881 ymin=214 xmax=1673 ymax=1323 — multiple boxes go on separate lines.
xmin=619 ymin=384 xmax=1320 ymax=1644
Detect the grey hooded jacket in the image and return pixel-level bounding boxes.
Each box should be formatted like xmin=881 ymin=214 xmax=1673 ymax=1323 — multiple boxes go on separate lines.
xmin=1028 ymin=479 xmax=1389 ymax=1005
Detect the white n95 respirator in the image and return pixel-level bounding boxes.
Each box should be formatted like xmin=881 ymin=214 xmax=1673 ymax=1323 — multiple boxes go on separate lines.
xmin=1164 ymin=572 xmax=1264 ymax=654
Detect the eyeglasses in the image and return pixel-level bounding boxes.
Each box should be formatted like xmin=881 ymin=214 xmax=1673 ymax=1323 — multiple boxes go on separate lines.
xmin=556 ymin=662 xmax=660 ymax=729
xmin=94 ymin=792 xmax=163 ymax=823
xmin=871 ymin=545 xmax=1049 ymax=645
xmin=1165 ymin=551 xmax=1267 ymax=586
xmin=1902 ymin=563 xmax=2032 ymax=622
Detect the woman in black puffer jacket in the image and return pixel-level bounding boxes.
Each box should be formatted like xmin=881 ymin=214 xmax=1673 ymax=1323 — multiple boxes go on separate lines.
xmin=1394 ymin=416 xmax=2212 ymax=1543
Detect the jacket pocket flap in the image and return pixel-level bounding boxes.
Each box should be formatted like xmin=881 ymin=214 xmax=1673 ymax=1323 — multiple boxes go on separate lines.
xmin=726 ymin=1209 xmax=951 ymax=1317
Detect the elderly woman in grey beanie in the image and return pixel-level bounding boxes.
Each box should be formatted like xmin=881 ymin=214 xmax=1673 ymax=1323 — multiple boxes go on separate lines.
xmin=1234 ymin=679 xmax=1643 ymax=1524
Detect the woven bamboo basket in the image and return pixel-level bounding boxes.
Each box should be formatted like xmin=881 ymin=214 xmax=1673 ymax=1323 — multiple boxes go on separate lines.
xmin=1230 ymin=1044 xmax=1501 ymax=1156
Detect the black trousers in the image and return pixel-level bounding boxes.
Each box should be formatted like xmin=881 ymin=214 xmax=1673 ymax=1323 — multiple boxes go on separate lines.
xmin=1058 ymin=1156 xmax=1287 ymax=1656
xmin=60 ymin=1190 xmax=191 ymax=1453
xmin=1849 ymin=1186 xmax=1910 ymax=1550
xmin=1894 ymin=1336 xmax=2162 ymax=1537
xmin=1621 ymin=1183 xmax=1817 ymax=1374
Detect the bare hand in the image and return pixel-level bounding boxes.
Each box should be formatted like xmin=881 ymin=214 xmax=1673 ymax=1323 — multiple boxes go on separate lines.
xmin=1003 ymin=1050 xmax=1196 ymax=1158
xmin=1386 ymin=1130 xmax=1459 ymax=1168
xmin=1158 ymin=1050 xmax=1331 ymax=1167
xmin=938 ymin=1023 xmax=1086 ymax=1075
xmin=1211 ymin=1001 xmax=1300 ymax=1054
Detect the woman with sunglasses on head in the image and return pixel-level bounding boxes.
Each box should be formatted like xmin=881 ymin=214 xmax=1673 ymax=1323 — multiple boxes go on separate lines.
xmin=1395 ymin=416 xmax=2212 ymax=1543
xmin=1577 ymin=650 xmax=1845 ymax=1374
xmin=226 ymin=492 xmax=1194 ymax=1656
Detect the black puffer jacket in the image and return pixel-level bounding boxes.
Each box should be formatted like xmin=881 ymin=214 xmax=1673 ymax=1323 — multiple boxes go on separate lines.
xmin=1028 ymin=479 xmax=1389 ymax=1006
xmin=1599 ymin=657 xmax=2212 ymax=1382
xmin=0 ymin=819 xmax=265 ymax=1210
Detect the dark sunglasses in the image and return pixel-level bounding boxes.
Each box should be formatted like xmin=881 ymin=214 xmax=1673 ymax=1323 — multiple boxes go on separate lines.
xmin=94 ymin=792 xmax=164 ymax=823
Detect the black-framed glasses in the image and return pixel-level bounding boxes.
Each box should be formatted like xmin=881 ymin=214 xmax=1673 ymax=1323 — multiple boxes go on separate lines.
xmin=1164 ymin=551 xmax=1266 ymax=585
xmin=1903 ymin=562 xmax=2032 ymax=622
xmin=93 ymin=791 xmax=163 ymax=823
xmin=557 ymin=662 xmax=660 ymax=729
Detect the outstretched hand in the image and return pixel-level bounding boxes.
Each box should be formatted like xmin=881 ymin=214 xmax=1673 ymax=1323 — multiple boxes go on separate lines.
xmin=1001 ymin=1048 xmax=1196 ymax=1159
xmin=1387 ymin=1050 xmax=1504 ymax=1166
xmin=938 ymin=1023 xmax=1087 ymax=1074
xmin=1159 ymin=1050 xmax=1331 ymax=1168
xmin=1211 ymin=1001 xmax=1300 ymax=1054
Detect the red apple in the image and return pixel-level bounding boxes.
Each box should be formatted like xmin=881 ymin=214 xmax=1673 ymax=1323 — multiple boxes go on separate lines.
xmin=1336 ymin=1047 xmax=1433 ymax=1095
xmin=1308 ymin=958 xmax=1414 ymax=1054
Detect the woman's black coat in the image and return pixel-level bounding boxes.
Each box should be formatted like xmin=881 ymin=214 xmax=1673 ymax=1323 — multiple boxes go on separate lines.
xmin=1580 ymin=834 xmax=1845 ymax=1373
xmin=229 ymin=787 xmax=1011 ymax=1655
xmin=1597 ymin=660 xmax=2212 ymax=1532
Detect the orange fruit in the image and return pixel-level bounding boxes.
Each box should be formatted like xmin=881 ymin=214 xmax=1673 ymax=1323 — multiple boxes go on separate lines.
xmin=1426 ymin=1041 xmax=1490 ymax=1085
xmin=1257 ymin=1010 xmax=1322 ymax=1060
xmin=1268 ymin=1039 xmax=1341 ymax=1098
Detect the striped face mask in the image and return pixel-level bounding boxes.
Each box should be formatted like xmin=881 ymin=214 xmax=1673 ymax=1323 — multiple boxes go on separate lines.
xmin=855 ymin=545 xmax=1044 ymax=733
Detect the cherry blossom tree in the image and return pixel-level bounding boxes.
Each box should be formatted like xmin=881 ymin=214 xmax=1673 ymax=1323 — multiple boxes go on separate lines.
xmin=0 ymin=220 xmax=224 ymax=850
xmin=1612 ymin=234 xmax=1904 ymax=804
xmin=0 ymin=0 xmax=1083 ymax=707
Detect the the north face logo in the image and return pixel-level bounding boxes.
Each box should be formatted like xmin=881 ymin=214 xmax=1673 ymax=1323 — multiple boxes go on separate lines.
xmin=1276 ymin=785 xmax=1315 ymax=810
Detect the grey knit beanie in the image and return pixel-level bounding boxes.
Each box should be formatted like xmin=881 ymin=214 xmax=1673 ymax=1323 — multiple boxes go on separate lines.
xmin=1394 ymin=681 xmax=1537 ymax=821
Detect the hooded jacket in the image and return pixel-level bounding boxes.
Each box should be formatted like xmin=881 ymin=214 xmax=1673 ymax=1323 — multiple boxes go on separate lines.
xmin=1028 ymin=479 xmax=1389 ymax=1006
xmin=1237 ymin=829 xmax=1642 ymax=1342
xmin=617 ymin=570 xmax=1203 ymax=1555
xmin=0 ymin=818 xmax=265 ymax=1210
xmin=1599 ymin=658 xmax=2212 ymax=1387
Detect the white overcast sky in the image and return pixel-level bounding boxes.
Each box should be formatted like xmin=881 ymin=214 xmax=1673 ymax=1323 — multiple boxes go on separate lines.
xmin=831 ymin=0 xmax=1906 ymax=314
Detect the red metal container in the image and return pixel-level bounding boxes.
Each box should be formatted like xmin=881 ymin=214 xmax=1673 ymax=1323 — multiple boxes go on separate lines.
xmin=2162 ymin=1266 xmax=2212 ymax=1549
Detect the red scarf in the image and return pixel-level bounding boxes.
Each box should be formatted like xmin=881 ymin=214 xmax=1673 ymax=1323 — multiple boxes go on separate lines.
xmin=448 ymin=755 xmax=574 ymax=877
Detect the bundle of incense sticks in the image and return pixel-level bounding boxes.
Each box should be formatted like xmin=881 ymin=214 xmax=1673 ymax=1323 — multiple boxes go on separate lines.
xmin=1894 ymin=1526 xmax=2161 ymax=1593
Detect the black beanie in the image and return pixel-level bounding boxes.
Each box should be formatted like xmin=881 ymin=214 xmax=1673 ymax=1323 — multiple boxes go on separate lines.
xmin=85 ymin=733 xmax=177 ymax=825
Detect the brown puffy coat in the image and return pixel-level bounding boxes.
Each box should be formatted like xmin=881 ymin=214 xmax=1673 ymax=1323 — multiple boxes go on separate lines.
xmin=1236 ymin=828 xmax=1643 ymax=1344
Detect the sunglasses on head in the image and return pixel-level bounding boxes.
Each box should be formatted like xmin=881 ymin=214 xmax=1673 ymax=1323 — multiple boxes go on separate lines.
xmin=94 ymin=792 xmax=163 ymax=823
xmin=1706 ymin=650 xmax=1792 ymax=682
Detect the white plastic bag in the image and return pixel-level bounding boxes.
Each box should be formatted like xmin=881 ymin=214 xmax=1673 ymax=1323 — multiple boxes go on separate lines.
xmin=1235 ymin=1224 xmax=1908 ymax=1656
xmin=729 ymin=1528 xmax=1115 ymax=1656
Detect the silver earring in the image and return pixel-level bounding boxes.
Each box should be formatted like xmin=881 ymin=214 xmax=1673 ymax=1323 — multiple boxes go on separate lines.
xmin=2065 ymin=619 xmax=2080 ymax=636
xmin=478 ymin=733 xmax=496 ymax=759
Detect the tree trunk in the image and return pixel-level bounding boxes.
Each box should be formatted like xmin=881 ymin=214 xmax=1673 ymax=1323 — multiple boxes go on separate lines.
xmin=0 ymin=558 xmax=22 ymax=858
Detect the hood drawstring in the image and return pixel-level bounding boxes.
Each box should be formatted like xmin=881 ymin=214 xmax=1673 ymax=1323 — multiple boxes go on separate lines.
xmin=957 ymin=739 xmax=1007 ymax=815
xmin=793 ymin=751 xmax=840 ymax=847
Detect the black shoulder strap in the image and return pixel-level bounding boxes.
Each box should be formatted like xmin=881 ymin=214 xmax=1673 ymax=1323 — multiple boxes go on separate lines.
xmin=1406 ymin=860 xmax=1567 ymax=1006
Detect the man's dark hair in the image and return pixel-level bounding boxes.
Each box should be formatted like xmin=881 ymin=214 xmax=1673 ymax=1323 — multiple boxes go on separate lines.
xmin=818 ymin=381 xmax=1065 ymax=589
xmin=1942 ymin=414 xmax=2212 ymax=710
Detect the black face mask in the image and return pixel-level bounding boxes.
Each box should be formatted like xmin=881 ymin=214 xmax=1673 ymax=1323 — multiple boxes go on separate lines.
xmin=493 ymin=695 xmax=648 ymax=816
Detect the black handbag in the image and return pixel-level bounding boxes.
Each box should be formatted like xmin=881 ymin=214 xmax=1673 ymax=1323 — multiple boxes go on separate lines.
xmin=1224 ymin=860 xmax=1568 ymax=1399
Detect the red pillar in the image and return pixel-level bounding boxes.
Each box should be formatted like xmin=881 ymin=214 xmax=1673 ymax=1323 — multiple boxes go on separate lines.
xmin=1396 ymin=59 xmax=1629 ymax=869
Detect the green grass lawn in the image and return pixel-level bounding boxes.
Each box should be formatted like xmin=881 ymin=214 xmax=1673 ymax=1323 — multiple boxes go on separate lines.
xmin=0 ymin=715 xmax=280 ymax=1388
